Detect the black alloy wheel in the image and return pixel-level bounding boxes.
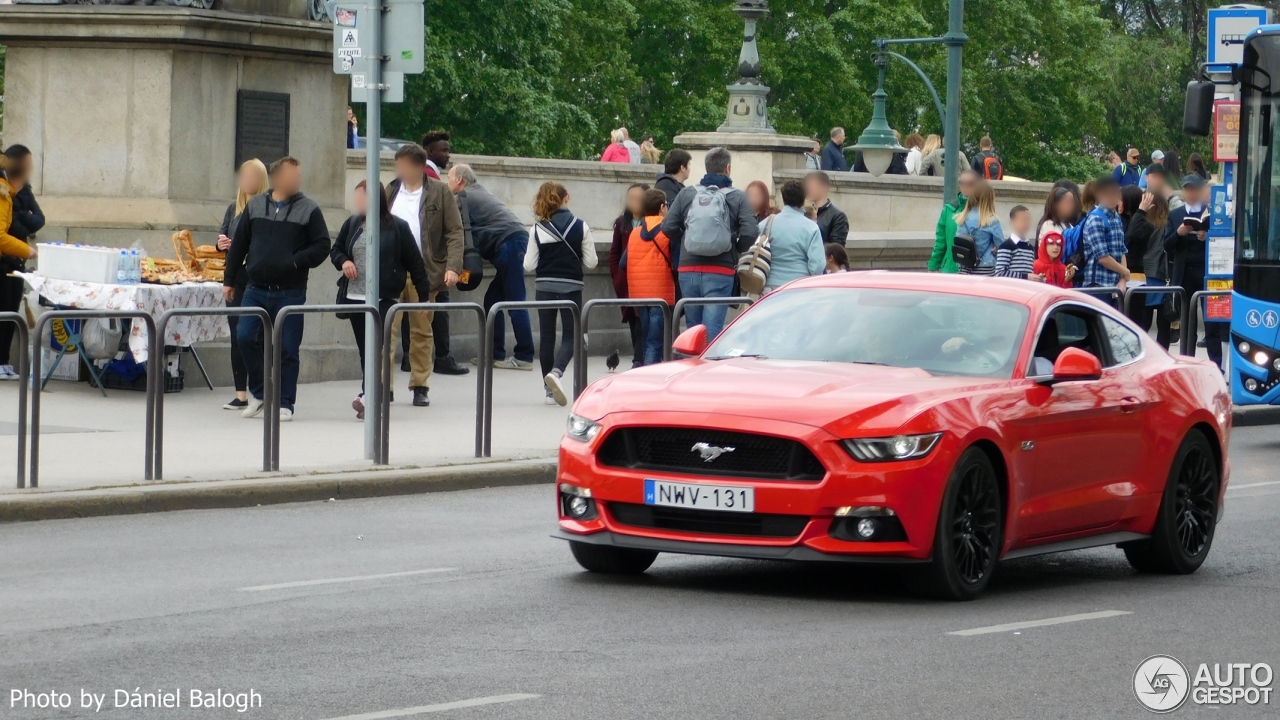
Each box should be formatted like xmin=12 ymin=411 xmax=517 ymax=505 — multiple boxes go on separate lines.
xmin=904 ymin=448 xmax=1003 ymax=600
xmin=1124 ymin=431 xmax=1219 ymax=574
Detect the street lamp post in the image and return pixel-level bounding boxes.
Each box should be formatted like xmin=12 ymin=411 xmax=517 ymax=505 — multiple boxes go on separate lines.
xmin=855 ymin=0 xmax=967 ymax=203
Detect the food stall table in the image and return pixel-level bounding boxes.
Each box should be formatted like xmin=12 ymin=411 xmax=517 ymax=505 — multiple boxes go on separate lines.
xmin=18 ymin=272 xmax=228 ymax=389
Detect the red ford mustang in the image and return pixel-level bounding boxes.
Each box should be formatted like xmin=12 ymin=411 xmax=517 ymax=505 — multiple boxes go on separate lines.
xmin=554 ymin=272 xmax=1232 ymax=599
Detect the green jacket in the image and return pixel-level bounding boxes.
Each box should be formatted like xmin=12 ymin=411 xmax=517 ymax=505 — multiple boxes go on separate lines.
xmin=928 ymin=193 xmax=966 ymax=273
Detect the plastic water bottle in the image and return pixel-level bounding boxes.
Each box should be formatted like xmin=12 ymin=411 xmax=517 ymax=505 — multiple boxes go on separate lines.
xmin=117 ymin=250 xmax=129 ymax=285
xmin=129 ymin=250 xmax=142 ymax=284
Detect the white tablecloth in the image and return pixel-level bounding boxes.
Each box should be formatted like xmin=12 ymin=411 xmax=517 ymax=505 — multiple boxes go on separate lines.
xmin=19 ymin=273 xmax=229 ymax=363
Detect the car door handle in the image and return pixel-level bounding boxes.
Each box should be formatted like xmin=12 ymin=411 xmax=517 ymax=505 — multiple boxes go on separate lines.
xmin=1120 ymin=397 xmax=1141 ymax=414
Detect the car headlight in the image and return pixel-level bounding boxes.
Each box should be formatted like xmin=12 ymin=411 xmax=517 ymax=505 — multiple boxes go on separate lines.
xmin=842 ymin=433 xmax=943 ymax=462
xmin=565 ymin=413 xmax=602 ymax=443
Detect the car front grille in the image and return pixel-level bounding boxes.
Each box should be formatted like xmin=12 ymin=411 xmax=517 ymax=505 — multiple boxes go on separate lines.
xmin=607 ymin=502 xmax=810 ymax=538
xmin=596 ymin=427 xmax=826 ymax=481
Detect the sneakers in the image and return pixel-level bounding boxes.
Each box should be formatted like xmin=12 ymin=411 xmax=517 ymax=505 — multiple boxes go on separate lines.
xmin=494 ymin=357 xmax=533 ymax=371
xmin=0 ymin=364 xmax=17 ymax=381
xmin=413 ymin=387 xmax=430 ymax=407
xmin=223 ymin=397 xmax=248 ymax=410
xmin=544 ymin=370 xmax=568 ymax=406
xmin=434 ymin=356 xmax=470 ymax=375
xmin=545 ymin=390 xmax=558 ymax=405
xmin=353 ymin=394 xmax=365 ymax=420
xmin=279 ymin=408 xmax=293 ymax=422
xmin=242 ymin=397 xmax=265 ymax=418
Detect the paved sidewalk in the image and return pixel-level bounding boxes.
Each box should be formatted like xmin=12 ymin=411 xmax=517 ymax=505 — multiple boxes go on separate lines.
xmin=0 ymin=355 xmax=615 ymax=501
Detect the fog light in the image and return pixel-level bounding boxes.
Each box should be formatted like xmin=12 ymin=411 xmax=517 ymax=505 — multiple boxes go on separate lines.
xmin=856 ymin=518 xmax=877 ymax=539
xmin=1254 ymin=351 xmax=1269 ymax=366
xmin=1245 ymin=378 xmax=1259 ymax=392
xmin=1239 ymin=341 xmax=1251 ymax=355
xmin=567 ymin=495 xmax=591 ymax=518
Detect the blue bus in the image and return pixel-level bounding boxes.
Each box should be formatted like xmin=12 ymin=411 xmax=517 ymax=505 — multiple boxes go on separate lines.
xmin=1188 ymin=20 xmax=1280 ymax=406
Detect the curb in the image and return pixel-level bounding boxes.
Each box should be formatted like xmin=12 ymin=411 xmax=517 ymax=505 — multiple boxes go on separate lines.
xmin=0 ymin=458 xmax=558 ymax=523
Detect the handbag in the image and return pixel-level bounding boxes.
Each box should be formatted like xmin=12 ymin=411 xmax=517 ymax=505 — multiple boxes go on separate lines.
xmin=951 ymin=233 xmax=978 ymax=269
xmin=455 ymin=194 xmax=485 ymax=292
xmin=736 ymin=215 xmax=774 ymax=295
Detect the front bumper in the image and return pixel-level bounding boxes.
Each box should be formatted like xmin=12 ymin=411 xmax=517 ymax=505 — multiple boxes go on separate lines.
xmin=551 ymin=529 xmax=927 ymax=564
xmin=556 ymin=413 xmax=958 ymax=561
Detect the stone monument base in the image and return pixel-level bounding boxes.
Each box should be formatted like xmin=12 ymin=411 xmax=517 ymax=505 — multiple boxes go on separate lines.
xmin=673 ymin=132 xmax=814 ymax=193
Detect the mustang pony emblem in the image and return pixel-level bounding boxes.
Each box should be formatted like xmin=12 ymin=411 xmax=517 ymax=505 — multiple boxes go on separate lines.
xmin=691 ymin=442 xmax=735 ymax=462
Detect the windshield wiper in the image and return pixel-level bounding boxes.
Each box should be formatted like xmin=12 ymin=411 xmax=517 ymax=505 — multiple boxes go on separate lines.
xmin=706 ymin=353 xmax=768 ymax=361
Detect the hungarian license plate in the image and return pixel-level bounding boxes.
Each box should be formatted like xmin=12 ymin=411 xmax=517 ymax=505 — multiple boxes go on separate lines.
xmin=644 ymin=479 xmax=754 ymax=512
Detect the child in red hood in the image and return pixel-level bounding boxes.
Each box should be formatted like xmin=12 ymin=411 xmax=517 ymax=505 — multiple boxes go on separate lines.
xmin=1033 ymin=231 xmax=1077 ymax=288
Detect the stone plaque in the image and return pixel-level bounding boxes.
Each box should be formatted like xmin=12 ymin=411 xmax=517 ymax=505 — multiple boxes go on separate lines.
xmin=235 ymin=90 xmax=290 ymax=169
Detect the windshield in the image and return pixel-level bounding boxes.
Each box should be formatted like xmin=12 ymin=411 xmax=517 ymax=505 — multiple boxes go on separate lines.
xmin=703 ymin=287 xmax=1031 ymax=379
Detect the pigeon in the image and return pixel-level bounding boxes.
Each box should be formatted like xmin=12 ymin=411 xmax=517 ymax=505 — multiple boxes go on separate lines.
xmin=605 ymin=351 xmax=620 ymax=373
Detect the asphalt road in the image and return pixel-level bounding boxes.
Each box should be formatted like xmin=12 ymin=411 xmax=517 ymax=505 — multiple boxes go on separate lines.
xmin=0 ymin=425 xmax=1277 ymax=720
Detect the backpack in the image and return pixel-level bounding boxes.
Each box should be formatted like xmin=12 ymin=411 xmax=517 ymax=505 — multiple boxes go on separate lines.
xmin=736 ymin=214 xmax=774 ymax=295
xmin=981 ymin=153 xmax=1003 ymax=180
xmin=682 ymin=185 xmax=734 ymax=256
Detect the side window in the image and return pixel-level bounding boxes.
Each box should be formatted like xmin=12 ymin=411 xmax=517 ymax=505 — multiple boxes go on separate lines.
xmin=1029 ymin=306 xmax=1108 ymax=374
xmin=1100 ymin=315 xmax=1143 ymax=366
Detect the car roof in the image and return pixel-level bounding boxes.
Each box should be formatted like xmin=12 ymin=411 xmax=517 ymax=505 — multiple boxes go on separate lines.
xmin=785 ymin=271 xmax=1078 ymax=307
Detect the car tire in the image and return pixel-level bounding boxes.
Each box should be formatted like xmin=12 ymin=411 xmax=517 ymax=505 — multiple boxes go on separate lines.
xmin=569 ymin=541 xmax=658 ymax=575
xmin=904 ymin=447 xmax=1003 ymax=601
xmin=1123 ymin=430 xmax=1219 ymax=574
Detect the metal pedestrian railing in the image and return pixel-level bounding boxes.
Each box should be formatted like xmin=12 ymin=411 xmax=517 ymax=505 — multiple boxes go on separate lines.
xmin=1 ymin=311 xmax=30 ymax=487
xmin=29 ymin=309 xmax=159 ymax=487
xmin=1122 ymin=285 xmax=1187 ymax=354
xmin=381 ymin=301 xmax=486 ymax=461
xmin=270 ymin=304 xmax=381 ymax=471
xmin=1074 ymin=287 xmax=1125 ymax=311
xmin=481 ymin=300 xmax=581 ymax=457
xmin=576 ymin=298 xmax=671 ymax=396
xmin=153 ymin=306 xmax=273 ymax=479
xmin=673 ymin=297 xmax=754 ymax=345
xmin=1180 ymin=290 xmax=1233 ymax=358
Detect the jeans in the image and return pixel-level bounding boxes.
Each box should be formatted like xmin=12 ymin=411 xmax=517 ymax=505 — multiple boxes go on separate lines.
xmin=627 ymin=315 xmax=643 ymax=367
xmin=345 ymin=297 xmax=396 ymax=393
xmin=535 ymin=289 xmax=581 ymax=377
xmin=226 ymin=284 xmax=247 ymax=392
xmin=237 ymin=286 xmax=307 ymax=411
xmin=484 ymin=234 xmax=534 ymax=362
xmin=678 ymin=271 xmax=736 ymax=340
xmin=637 ymin=306 xmax=665 ymax=366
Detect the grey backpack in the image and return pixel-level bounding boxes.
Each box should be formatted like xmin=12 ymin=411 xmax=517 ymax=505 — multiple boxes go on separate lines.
xmin=682 ymin=185 xmax=734 ymax=256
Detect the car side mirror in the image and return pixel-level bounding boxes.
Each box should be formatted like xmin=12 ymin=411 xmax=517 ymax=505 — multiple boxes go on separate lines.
xmin=1039 ymin=347 xmax=1103 ymax=385
xmin=672 ymin=325 xmax=708 ymax=357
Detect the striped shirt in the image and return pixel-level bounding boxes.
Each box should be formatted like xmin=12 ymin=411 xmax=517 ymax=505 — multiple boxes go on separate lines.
xmin=993 ymin=236 xmax=1037 ymax=279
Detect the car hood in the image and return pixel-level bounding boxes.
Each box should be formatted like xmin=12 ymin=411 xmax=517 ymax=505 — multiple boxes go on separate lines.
xmin=577 ymin=358 xmax=1009 ymax=432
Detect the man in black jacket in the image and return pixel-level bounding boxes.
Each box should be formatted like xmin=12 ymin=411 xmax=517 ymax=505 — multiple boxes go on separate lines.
xmin=223 ymin=157 xmax=331 ymax=420
xmin=803 ymin=171 xmax=848 ymax=246
xmin=1163 ymin=174 xmax=1224 ymax=367
xmin=655 ymin=149 xmax=691 ymax=205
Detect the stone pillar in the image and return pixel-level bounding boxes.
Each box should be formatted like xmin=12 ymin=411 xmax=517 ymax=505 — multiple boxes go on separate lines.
xmin=0 ymin=5 xmax=348 ymax=246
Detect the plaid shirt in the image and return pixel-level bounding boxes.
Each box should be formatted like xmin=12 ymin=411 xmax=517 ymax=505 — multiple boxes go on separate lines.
xmin=1080 ymin=207 xmax=1127 ymax=287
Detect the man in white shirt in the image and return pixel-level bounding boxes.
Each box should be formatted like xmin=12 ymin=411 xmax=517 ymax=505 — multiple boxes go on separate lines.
xmin=386 ymin=144 xmax=464 ymax=407
xmin=621 ymin=127 xmax=641 ymax=164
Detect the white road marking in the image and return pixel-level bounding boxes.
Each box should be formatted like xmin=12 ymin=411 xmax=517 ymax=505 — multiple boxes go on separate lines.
xmin=947 ymin=610 xmax=1131 ymax=636
xmin=1227 ymin=480 xmax=1280 ymax=491
xmin=319 ymin=693 xmax=540 ymax=720
xmin=237 ymin=568 xmax=455 ymax=592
